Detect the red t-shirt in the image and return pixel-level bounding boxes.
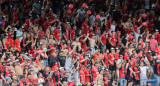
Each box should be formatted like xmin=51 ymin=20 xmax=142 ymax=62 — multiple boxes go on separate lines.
xmin=25 ymin=78 xmax=33 ymax=85
xmin=104 ymin=76 xmax=109 ymax=86
xmin=79 ymin=70 xmax=85 ymax=83
xmin=0 ymin=64 xmax=3 ymax=73
xmin=119 ymin=66 xmax=125 ymax=78
xmin=81 ymin=22 xmax=89 ymax=35
xmin=43 ymin=21 xmax=49 ymax=31
xmin=70 ymin=29 xmax=75 ymax=41
xmin=8 ymin=37 xmax=14 ymax=48
xmin=101 ymin=34 xmax=106 ymax=45
xmin=78 ymin=54 xmax=84 ymax=64
xmin=52 ymin=29 xmax=60 ymax=40
xmin=2 ymin=69 xmax=10 ymax=77
xmin=49 ymin=45 xmax=56 ymax=57
xmin=138 ymin=41 xmax=144 ymax=49
xmin=79 ymin=35 xmax=87 ymax=51
xmin=124 ymin=52 xmax=128 ymax=61
xmin=92 ymin=66 xmax=99 ymax=81
xmin=51 ymin=63 xmax=58 ymax=71
xmin=115 ymin=53 xmax=119 ymax=60
xmin=40 ymin=16 xmax=45 ymax=24
xmin=110 ymin=35 xmax=116 ymax=47
xmin=2 ymin=10 xmax=8 ymax=15
xmin=15 ymin=39 xmax=21 ymax=51
xmin=84 ymin=69 xmax=90 ymax=82
xmin=1 ymin=21 xmax=5 ymax=28
xmin=13 ymin=13 xmax=19 ymax=22
xmin=102 ymin=54 xmax=108 ymax=66
xmin=108 ymin=53 xmax=114 ymax=66
xmin=133 ymin=66 xmax=139 ymax=79
xmin=156 ymin=47 xmax=160 ymax=56
xmin=25 ymin=19 xmax=30 ymax=29
xmin=38 ymin=31 xmax=45 ymax=40
xmin=129 ymin=35 xmax=134 ymax=42
xmin=95 ymin=27 xmax=99 ymax=35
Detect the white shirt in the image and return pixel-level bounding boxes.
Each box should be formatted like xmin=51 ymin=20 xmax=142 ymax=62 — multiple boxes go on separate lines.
xmin=38 ymin=78 xmax=44 ymax=86
xmin=68 ymin=71 xmax=75 ymax=82
xmin=139 ymin=66 xmax=149 ymax=79
xmin=65 ymin=57 xmax=72 ymax=71
xmin=110 ymin=24 xmax=116 ymax=34
xmin=100 ymin=17 xmax=106 ymax=26
xmin=89 ymin=15 xmax=96 ymax=26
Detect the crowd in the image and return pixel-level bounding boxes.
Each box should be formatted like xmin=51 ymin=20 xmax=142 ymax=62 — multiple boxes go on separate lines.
xmin=0 ymin=0 xmax=160 ymax=86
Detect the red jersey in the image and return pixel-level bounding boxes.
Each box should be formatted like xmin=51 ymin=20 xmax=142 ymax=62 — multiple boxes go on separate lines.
xmin=115 ymin=53 xmax=119 ymax=60
xmin=92 ymin=66 xmax=99 ymax=81
xmin=38 ymin=31 xmax=45 ymax=40
xmin=40 ymin=16 xmax=45 ymax=24
xmin=15 ymin=39 xmax=21 ymax=51
xmin=79 ymin=70 xmax=85 ymax=83
xmin=81 ymin=22 xmax=89 ymax=35
xmin=108 ymin=53 xmax=114 ymax=66
xmin=119 ymin=66 xmax=125 ymax=78
xmin=84 ymin=69 xmax=90 ymax=82
xmin=156 ymin=47 xmax=160 ymax=56
xmin=8 ymin=37 xmax=14 ymax=48
xmin=95 ymin=27 xmax=99 ymax=35
xmin=48 ymin=45 xmax=56 ymax=57
xmin=138 ymin=41 xmax=144 ymax=49
xmin=70 ymin=29 xmax=75 ymax=41
xmin=133 ymin=66 xmax=139 ymax=79
xmin=102 ymin=54 xmax=108 ymax=66
xmin=79 ymin=35 xmax=87 ymax=51
xmin=104 ymin=76 xmax=109 ymax=86
xmin=100 ymin=34 xmax=106 ymax=45
xmin=52 ymin=29 xmax=60 ymax=40
xmin=124 ymin=52 xmax=129 ymax=61
xmin=25 ymin=19 xmax=30 ymax=29
xmin=110 ymin=35 xmax=116 ymax=47
xmin=13 ymin=13 xmax=19 ymax=22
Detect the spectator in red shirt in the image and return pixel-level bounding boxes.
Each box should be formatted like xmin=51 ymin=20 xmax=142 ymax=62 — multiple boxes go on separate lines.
xmin=84 ymin=65 xmax=91 ymax=83
xmin=156 ymin=43 xmax=160 ymax=56
xmin=100 ymin=31 xmax=107 ymax=49
xmin=52 ymin=28 xmax=60 ymax=41
xmin=92 ymin=62 xmax=99 ymax=82
xmin=25 ymin=15 xmax=32 ymax=29
xmin=79 ymin=66 xmax=85 ymax=84
xmin=109 ymin=31 xmax=116 ymax=47
xmin=15 ymin=35 xmax=21 ymax=51
xmin=82 ymin=18 xmax=89 ymax=35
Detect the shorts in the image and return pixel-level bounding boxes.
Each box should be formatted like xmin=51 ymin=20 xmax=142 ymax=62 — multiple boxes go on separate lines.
xmin=101 ymin=45 xmax=106 ymax=49
xmin=125 ymin=76 xmax=132 ymax=83
xmin=140 ymin=79 xmax=147 ymax=86
xmin=90 ymin=48 xmax=96 ymax=54
xmin=109 ymin=65 xmax=116 ymax=71
xmin=96 ymin=34 xmax=100 ymax=37
xmin=134 ymin=79 xmax=140 ymax=85
xmin=0 ymin=79 xmax=2 ymax=86
xmin=116 ymin=69 xmax=119 ymax=79
xmin=119 ymin=78 xmax=126 ymax=86
xmin=149 ymin=66 xmax=154 ymax=70
xmin=43 ymin=59 xmax=48 ymax=66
